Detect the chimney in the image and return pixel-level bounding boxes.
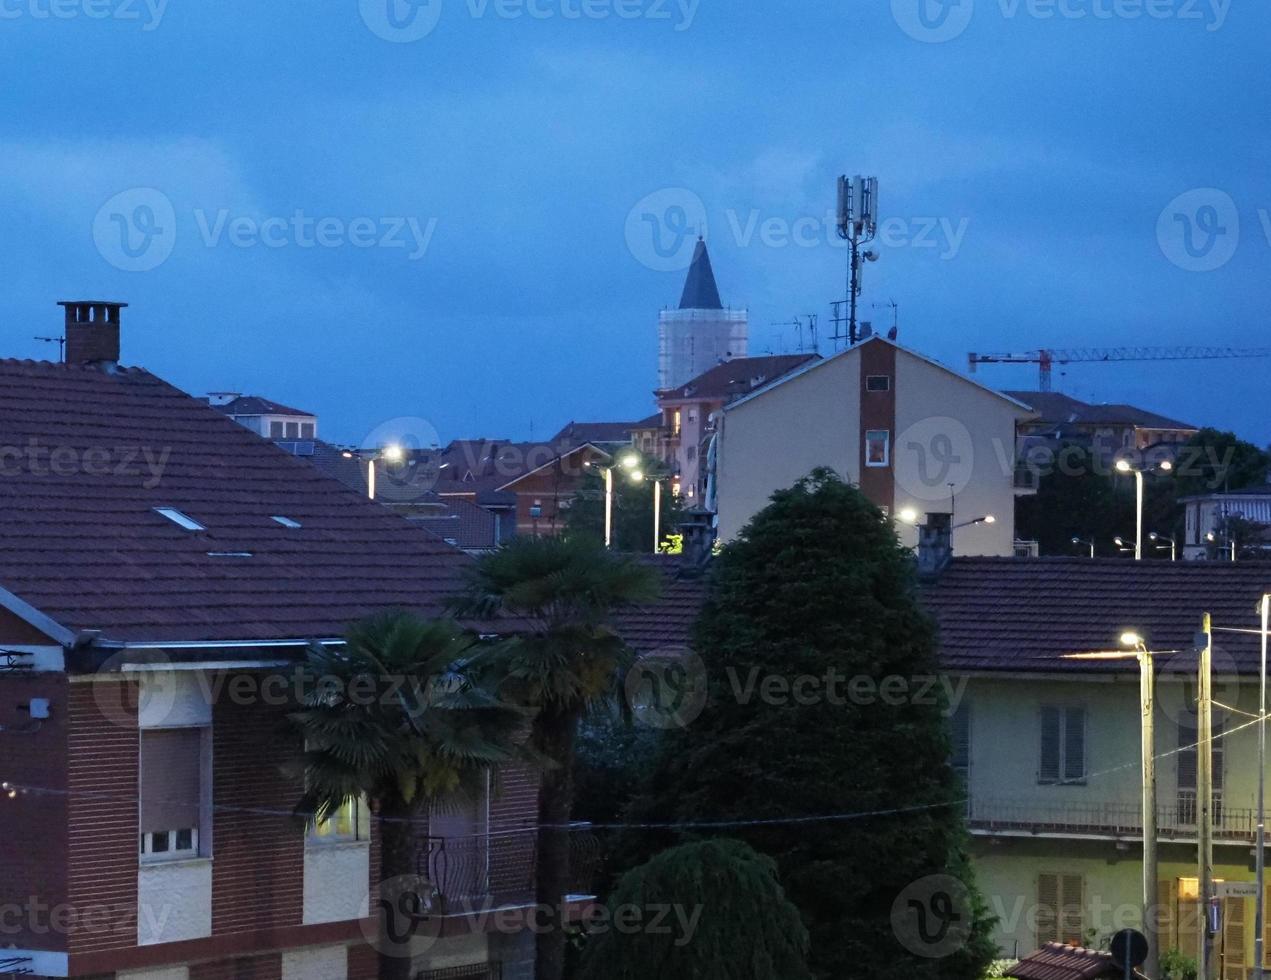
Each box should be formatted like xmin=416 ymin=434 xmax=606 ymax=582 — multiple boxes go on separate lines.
xmin=59 ymin=301 xmax=127 ymax=369
xmin=679 ymin=507 xmax=716 ymax=570
xmin=916 ymin=512 xmax=953 ymax=580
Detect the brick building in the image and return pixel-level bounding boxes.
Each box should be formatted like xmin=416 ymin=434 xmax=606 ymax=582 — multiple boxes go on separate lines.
xmin=0 ymin=302 xmax=576 ymax=980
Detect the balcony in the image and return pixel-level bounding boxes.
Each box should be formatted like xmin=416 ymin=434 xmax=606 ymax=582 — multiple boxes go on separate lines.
xmin=414 ymin=825 xmax=601 ymax=917
xmin=968 ymin=795 xmax=1256 ymax=844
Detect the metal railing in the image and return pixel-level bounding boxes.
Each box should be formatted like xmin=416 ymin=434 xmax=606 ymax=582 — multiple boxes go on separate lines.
xmin=415 ymin=825 xmax=601 ymax=917
xmin=968 ymin=795 xmax=1255 ymax=841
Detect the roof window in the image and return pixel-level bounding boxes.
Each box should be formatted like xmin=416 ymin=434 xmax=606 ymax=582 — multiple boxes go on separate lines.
xmin=154 ymin=507 xmax=206 ymax=531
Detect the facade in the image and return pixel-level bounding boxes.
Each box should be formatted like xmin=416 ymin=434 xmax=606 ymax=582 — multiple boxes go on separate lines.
xmin=1181 ymin=484 xmax=1271 ymax=560
xmin=924 ymin=554 xmax=1271 ymax=975
xmin=0 ymin=302 xmax=576 ymax=980
xmin=207 ymin=393 xmax=319 ymax=446
xmin=656 ymin=239 xmax=748 ymax=392
xmin=715 ymin=337 xmax=1036 ymax=555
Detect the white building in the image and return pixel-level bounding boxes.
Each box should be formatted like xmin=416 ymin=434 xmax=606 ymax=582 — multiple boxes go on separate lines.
xmin=656 ymin=238 xmax=748 ymax=391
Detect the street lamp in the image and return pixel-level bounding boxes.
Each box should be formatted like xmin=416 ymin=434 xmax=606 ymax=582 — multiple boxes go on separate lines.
xmin=586 ymin=453 xmax=644 ymax=550
xmin=1114 ymin=536 xmax=1137 ymax=556
xmin=1148 ymin=532 xmax=1177 ymax=561
xmin=1206 ymin=531 xmax=1238 ymax=563
xmin=1115 ymin=459 xmax=1174 ymax=561
xmin=342 ymin=444 xmax=406 ymax=501
xmin=1256 ymin=594 xmax=1270 ymax=980
xmin=1071 ymin=536 xmax=1096 ymax=558
xmin=1064 ymin=631 xmax=1165 ymax=980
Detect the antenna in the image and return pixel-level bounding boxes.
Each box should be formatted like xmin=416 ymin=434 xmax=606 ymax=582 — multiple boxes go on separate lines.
xmin=35 ymin=335 xmax=66 ymax=363
xmin=832 ymin=175 xmax=880 ymax=350
xmin=769 ymin=314 xmax=821 ymax=355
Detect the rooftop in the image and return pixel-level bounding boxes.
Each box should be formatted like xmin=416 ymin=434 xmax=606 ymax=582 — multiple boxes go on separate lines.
xmin=658 ymin=354 xmax=819 ymax=402
xmin=1005 ymin=391 xmax=1197 ymax=431
xmin=1007 ymin=943 xmax=1147 ymax=980
xmin=208 ymin=394 xmax=315 ymax=418
xmin=0 ymin=359 xmax=472 ymax=646
xmin=678 ymin=238 xmax=724 ymax=310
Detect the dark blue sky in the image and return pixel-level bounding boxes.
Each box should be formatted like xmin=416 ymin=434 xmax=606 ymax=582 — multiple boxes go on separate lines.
xmin=3 ymin=0 xmax=1268 ymax=447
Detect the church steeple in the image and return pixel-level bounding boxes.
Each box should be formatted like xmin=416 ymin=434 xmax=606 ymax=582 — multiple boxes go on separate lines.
xmin=678 ymin=238 xmax=724 ymax=310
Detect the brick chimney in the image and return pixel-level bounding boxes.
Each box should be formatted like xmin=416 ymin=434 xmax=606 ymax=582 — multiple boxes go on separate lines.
xmin=679 ymin=507 xmax=716 ymax=570
xmin=59 ymin=301 xmax=127 ymax=369
xmin=916 ymin=512 xmax=954 ymax=580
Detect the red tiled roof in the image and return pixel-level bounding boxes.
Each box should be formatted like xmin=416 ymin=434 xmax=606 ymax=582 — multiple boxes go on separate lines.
xmin=1007 ymin=943 xmax=1147 ymax=980
xmin=657 ymin=354 xmax=818 ymax=402
xmin=923 ymin=557 xmax=1271 ymax=675
xmin=551 ymin=420 xmax=643 ymax=446
xmin=0 ymin=359 xmax=473 ymax=645
xmin=210 ymin=394 xmax=314 ymax=418
xmin=1006 ymin=391 xmax=1197 ymax=431
xmin=614 ymin=556 xmax=709 ymax=654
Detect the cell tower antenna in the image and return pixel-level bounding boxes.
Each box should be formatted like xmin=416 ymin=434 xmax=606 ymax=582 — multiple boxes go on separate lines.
xmin=832 ymin=174 xmax=880 ymax=350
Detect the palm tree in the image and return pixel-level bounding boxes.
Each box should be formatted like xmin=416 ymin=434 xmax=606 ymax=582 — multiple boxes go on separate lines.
xmin=455 ymin=535 xmax=662 ymax=980
xmin=291 ymin=611 xmax=525 ymax=980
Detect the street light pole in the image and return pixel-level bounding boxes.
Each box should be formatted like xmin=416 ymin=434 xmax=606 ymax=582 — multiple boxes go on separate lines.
xmin=1134 ymin=470 xmax=1144 ymax=561
xmin=1199 ymin=612 xmax=1216 ymax=980
xmin=1136 ymin=638 xmax=1159 ymax=980
xmin=1256 ymin=594 xmax=1270 ymax=980
xmin=603 ymin=467 xmax=614 ymax=549
xmin=652 ymin=479 xmax=662 ymax=555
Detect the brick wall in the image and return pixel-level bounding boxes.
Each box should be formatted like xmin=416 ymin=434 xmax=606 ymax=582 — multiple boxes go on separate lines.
xmin=347 ymin=942 xmax=379 ymax=980
xmin=0 ymin=673 xmax=69 ymax=951
xmin=67 ymin=679 xmax=140 ymax=957
xmin=189 ymin=950 xmax=283 ymax=980
xmin=210 ymin=682 xmax=305 ymax=938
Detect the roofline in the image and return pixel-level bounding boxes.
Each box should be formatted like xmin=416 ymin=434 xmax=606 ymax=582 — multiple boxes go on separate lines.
xmin=495 ymin=442 xmax=612 ymax=491
xmin=722 ymin=337 xmax=1039 ymax=415
xmin=0 ymin=586 xmax=76 ymax=645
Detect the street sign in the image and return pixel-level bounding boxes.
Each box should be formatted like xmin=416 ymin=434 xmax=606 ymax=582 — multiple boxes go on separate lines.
xmin=1217 ymin=881 xmax=1261 ymax=899
xmin=1110 ymin=928 xmax=1149 ymax=970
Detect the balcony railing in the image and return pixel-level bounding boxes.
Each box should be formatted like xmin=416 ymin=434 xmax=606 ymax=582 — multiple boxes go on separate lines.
xmin=414 ymin=825 xmax=601 ymax=917
xmin=968 ymin=795 xmax=1256 ymax=842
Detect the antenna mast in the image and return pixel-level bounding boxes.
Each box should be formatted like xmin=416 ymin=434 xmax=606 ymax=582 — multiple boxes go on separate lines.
xmin=832 ymin=175 xmax=879 ymax=350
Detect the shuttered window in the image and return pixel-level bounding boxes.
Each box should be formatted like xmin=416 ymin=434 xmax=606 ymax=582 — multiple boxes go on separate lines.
xmin=1223 ymin=897 xmax=1246 ymax=980
xmin=950 ymin=702 xmax=971 ymax=787
xmin=1177 ymin=719 xmax=1225 ymax=824
xmin=1039 ymin=706 xmax=1086 ymax=784
xmin=140 ymin=728 xmax=204 ymax=859
xmin=1037 ymin=873 xmax=1085 ymax=946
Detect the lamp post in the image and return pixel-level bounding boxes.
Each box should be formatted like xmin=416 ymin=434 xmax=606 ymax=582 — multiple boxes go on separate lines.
xmin=1071 ymin=536 xmax=1096 ymax=558
xmin=586 ymin=452 xmax=642 ymax=549
xmin=342 ymin=444 xmax=405 ymax=501
xmin=1148 ymin=532 xmax=1177 ymax=562
xmin=1256 ymin=594 xmax=1270 ymax=980
xmin=1065 ymin=633 xmax=1161 ymax=980
xmin=1206 ymin=531 xmax=1238 ymax=563
xmin=1114 ymin=536 xmax=1137 ymax=557
xmin=1116 ymin=459 xmax=1174 ymax=561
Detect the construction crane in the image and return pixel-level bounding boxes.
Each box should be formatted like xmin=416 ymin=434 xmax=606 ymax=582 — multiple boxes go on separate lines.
xmin=968 ymin=347 xmax=1271 ymax=392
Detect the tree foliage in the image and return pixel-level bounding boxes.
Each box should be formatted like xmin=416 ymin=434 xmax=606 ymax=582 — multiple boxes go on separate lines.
xmin=626 ymin=469 xmax=997 ymax=980
xmin=576 ymin=839 xmax=813 ymax=980
xmin=564 ymin=450 xmax=685 ymax=554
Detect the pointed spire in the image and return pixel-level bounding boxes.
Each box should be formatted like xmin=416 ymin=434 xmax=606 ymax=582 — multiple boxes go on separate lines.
xmin=678 ymin=238 xmax=724 ymax=310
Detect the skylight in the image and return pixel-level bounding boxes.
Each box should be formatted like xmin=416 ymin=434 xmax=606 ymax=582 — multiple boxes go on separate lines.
xmin=271 ymin=516 xmax=302 ymax=529
xmin=154 ymin=507 xmax=206 ymax=531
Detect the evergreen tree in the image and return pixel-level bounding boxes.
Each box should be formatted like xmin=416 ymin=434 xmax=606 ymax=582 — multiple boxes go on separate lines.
xmin=626 ymin=469 xmax=997 ymax=979
xmin=576 ymin=839 xmax=812 ymax=980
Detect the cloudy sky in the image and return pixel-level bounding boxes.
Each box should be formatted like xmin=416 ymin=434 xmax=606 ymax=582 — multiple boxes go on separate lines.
xmin=3 ymin=0 xmax=1268 ymax=447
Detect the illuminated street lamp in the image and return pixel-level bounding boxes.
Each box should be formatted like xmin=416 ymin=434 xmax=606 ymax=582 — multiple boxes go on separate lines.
xmin=1148 ymin=532 xmax=1177 ymax=562
xmin=1071 ymin=536 xmax=1096 ymax=558
xmin=342 ymin=444 xmax=406 ymax=501
xmin=586 ymin=452 xmax=644 ymax=549
xmin=954 ymin=514 xmax=995 ymax=530
xmin=1114 ymin=536 xmax=1137 ymax=556
xmin=1115 ymin=459 xmax=1174 ymax=561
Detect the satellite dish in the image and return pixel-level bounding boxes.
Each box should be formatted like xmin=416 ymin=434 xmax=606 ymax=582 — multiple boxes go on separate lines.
xmin=1110 ymin=928 xmax=1149 ymax=971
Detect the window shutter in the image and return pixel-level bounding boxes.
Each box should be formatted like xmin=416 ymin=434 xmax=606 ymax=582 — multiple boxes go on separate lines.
xmin=1263 ymin=889 xmax=1271 ymax=969
xmin=1059 ymin=875 xmax=1084 ymax=945
xmin=1063 ymin=708 xmax=1086 ymax=782
xmin=1157 ymin=878 xmax=1177 ymax=953
xmin=950 ymin=703 xmax=971 ymax=780
xmin=1040 ymin=707 xmax=1061 ymax=783
xmin=1223 ymin=897 xmax=1247 ymax=979
xmin=1179 ymin=881 xmax=1201 ymax=961
xmin=1037 ymin=874 xmax=1060 ymax=946
xmin=140 ymin=728 xmax=202 ymax=835
xmin=1178 ymin=722 xmax=1198 ymax=791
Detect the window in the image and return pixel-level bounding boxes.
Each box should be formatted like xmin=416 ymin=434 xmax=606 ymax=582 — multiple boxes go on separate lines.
xmin=300 ymin=422 xmax=315 ymax=439
xmin=269 ymin=420 xmax=285 ymax=438
xmin=1036 ymin=873 xmax=1084 ymax=946
xmin=153 ymin=507 xmax=206 ymax=532
xmin=866 ymin=375 xmax=891 ymax=392
xmin=271 ymin=516 xmax=302 ymax=529
xmin=1177 ymin=717 xmax=1224 ymax=825
xmin=1039 ymin=706 xmax=1085 ymax=784
xmin=950 ymin=702 xmax=971 ymax=788
xmin=672 ymin=410 xmax=682 ymax=436
xmin=865 ymin=430 xmax=891 ymax=468
xmin=285 ymin=421 xmax=300 ymax=439
xmin=311 ymin=797 xmax=368 ymax=844
xmin=140 ymin=728 xmax=205 ymax=861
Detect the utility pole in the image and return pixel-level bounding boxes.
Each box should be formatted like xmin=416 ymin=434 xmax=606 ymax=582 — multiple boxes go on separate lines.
xmin=1199 ymin=612 xmax=1217 ymax=980
xmin=834 ymin=175 xmax=879 ymax=349
xmin=1256 ymin=594 xmax=1269 ymax=980
xmin=1140 ymin=644 xmax=1159 ymax=980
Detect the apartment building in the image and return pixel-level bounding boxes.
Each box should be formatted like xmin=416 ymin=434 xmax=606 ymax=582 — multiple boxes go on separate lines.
xmin=924 ymin=552 xmax=1271 ymax=976
xmin=0 ymin=302 xmax=579 ymax=980
xmin=715 ymin=336 xmax=1037 ymax=555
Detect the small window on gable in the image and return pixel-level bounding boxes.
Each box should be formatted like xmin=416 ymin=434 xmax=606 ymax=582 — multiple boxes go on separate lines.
xmin=865 ymin=430 xmax=891 ymax=468
xmin=300 ymin=422 xmax=315 ymax=439
xmin=866 ymin=375 xmax=891 ymax=392
xmin=269 ymin=420 xmax=285 ymax=438
xmin=154 ymin=507 xmax=206 ymax=532
xmin=271 ymin=516 xmax=302 ymax=529
xmin=285 ymin=421 xmax=301 ymax=439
